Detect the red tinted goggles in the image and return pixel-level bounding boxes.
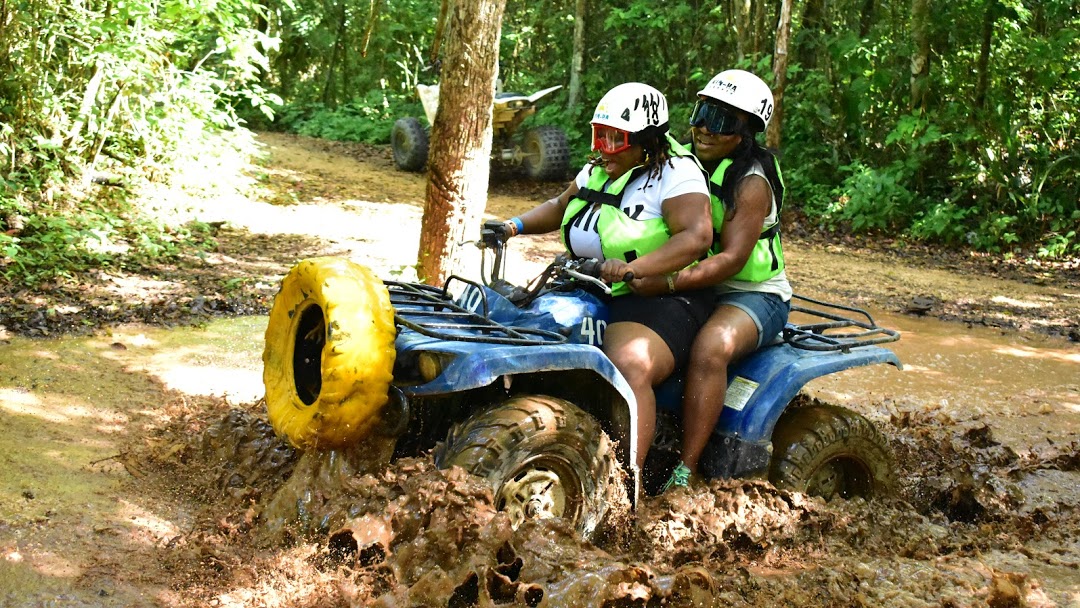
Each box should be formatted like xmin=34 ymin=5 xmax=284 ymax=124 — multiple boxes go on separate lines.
xmin=592 ymin=124 xmax=632 ymax=154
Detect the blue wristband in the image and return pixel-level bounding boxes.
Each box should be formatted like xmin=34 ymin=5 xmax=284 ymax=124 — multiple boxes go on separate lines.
xmin=510 ymin=217 xmax=524 ymax=235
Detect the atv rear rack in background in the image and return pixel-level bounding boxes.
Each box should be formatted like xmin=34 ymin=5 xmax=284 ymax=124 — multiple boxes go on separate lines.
xmin=784 ymin=294 xmax=900 ymax=352
xmin=385 ymin=277 xmax=568 ymax=346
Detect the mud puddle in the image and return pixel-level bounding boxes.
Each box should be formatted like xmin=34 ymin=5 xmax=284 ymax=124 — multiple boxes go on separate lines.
xmin=800 ymin=307 xmax=1080 ymax=451
xmin=3 ymin=298 xmax=1079 ymax=606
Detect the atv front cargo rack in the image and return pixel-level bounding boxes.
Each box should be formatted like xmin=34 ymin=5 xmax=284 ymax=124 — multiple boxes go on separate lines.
xmin=385 ymin=277 xmax=568 ymax=346
xmin=784 ymin=294 xmax=900 ymax=352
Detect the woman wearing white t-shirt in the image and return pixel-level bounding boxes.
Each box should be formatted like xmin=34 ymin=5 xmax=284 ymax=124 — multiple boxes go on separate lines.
xmin=492 ymin=82 xmax=713 ymax=473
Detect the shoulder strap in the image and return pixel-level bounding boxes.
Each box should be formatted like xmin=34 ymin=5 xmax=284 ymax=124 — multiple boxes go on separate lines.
xmin=574 ymin=165 xmax=649 ymax=208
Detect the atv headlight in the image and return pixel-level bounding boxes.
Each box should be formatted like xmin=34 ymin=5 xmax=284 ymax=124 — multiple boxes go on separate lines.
xmin=418 ymin=352 xmax=452 ymax=383
xmin=392 ymin=351 xmax=456 ymax=384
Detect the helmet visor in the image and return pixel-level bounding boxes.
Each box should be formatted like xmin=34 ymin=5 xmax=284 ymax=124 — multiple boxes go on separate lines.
xmin=592 ymin=124 xmax=632 ymax=154
xmin=690 ymin=100 xmax=740 ymax=135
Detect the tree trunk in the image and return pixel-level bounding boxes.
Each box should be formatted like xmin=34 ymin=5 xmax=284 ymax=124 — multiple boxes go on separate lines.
xmin=431 ymin=0 xmax=451 ymax=63
xmin=767 ymin=0 xmax=792 ymax=150
xmin=321 ymin=1 xmax=348 ymax=107
xmin=974 ymin=0 xmax=996 ymax=110
xmin=795 ymin=0 xmax=824 ymax=70
xmin=752 ymin=0 xmax=767 ymax=57
xmin=733 ymin=0 xmax=752 ymax=62
xmin=909 ymin=0 xmax=930 ymax=112
xmin=416 ymin=0 xmax=507 ymax=285
xmin=361 ymin=0 xmax=383 ymax=58
xmin=859 ymin=0 xmax=876 ymax=38
xmin=567 ymin=0 xmax=586 ymax=109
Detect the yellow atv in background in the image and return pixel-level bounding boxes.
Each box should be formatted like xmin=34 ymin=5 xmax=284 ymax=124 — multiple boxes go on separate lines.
xmin=391 ymin=84 xmax=570 ymax=181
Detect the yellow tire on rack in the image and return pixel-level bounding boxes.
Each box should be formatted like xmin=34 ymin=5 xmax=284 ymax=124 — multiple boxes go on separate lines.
xmin=262 ymin=257 xmax=396 ymax=450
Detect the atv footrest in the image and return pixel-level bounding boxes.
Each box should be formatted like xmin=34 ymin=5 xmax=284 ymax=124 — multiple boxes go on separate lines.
xmin=784 ymin=294 xmax=900 ymax=352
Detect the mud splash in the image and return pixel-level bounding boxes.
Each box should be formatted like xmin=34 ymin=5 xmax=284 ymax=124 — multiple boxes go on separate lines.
xmin=169 ymin=402 xmax=1080 ymax=607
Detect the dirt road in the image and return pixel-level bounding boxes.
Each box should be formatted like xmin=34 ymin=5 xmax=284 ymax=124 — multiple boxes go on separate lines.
xmin=0 ymin=132 xmax=1077 ymax=607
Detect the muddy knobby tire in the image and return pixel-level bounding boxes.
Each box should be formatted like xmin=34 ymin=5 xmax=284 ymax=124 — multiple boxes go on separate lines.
xmin=769 ymin=402 xmax=895 ymax=500
xmin=262 ymin=257 xmax=396 ymax=450
xmin=391 ymin=117 xmax=429 ymax=172
xmin=520 ymin=125 xmax=569 ymax=181
xmin=435 ymin=395 xmax=628 ymax=542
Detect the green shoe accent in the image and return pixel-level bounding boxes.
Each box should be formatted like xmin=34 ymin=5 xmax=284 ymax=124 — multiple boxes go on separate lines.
xmin=662 ymin=462 xmax=691 ymax=493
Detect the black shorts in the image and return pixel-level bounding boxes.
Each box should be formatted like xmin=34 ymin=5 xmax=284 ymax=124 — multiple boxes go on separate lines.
xmin=607 ymin=289 xmax=715 ymax=370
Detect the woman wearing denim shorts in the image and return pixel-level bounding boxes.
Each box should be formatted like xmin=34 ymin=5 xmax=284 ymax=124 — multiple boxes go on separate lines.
xmin=627 ymin=69 xmax=792 ymax=491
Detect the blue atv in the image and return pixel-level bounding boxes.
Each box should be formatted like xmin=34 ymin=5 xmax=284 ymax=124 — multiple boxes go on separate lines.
xmin=261 ymin=227 xmax=901 ymax=541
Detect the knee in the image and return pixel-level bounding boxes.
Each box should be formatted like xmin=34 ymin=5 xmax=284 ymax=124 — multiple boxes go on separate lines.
xmin=689 ymin=334 xmax=737 ymax=372
xmin=606 ymin=347 xmax=655 ymax=386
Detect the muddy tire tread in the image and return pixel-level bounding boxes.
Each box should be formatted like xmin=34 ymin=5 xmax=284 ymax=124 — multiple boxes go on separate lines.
xmin=520 ymin=125 xmax=569 ymax=181
xmin=391 ymin=117 xmax=429 ymax=172
xmin=435 ymin=395 xmax=626 ymax=541
xmin=769 ymin=402 xmax=895 ymax=499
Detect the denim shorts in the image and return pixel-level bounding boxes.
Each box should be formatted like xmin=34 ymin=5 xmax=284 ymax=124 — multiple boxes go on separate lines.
xmin=714 ymin=290 xmax=791 ymax=348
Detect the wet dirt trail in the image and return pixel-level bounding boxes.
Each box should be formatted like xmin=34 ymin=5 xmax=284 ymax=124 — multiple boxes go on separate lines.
xmin=1 ymin=131 xmax=1078 ymax=607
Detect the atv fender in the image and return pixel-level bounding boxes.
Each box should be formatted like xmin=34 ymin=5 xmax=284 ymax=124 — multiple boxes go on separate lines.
xmin=657 ymin=341 xmax=901 ymax=479
xmin=721 ymin=342 xmax=901 ymax=441
xmin=394 ymin=333 xmax=641 ymax=491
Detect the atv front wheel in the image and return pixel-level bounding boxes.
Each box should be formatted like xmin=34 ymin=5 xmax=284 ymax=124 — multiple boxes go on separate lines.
xmin=435 ymin=395 xmax=627 ymax=542
xmin=769 ymin=403 xmax=895 ymax=500
xmin=520 ymin=125 xmax=569 ymax=181
xmin=391 ymin=117 xmax=429 ymax=172
xmin=262 ymin=257 xmax=396 ymax=450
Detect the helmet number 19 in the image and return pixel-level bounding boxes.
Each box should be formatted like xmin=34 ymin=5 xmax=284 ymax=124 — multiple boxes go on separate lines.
xmin=759 ymin=98 xmax=774 ymax=123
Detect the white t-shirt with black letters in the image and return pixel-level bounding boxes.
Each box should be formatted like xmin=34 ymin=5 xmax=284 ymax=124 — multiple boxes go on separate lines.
xmin=565 ymin=156 xmax=708 ymax=260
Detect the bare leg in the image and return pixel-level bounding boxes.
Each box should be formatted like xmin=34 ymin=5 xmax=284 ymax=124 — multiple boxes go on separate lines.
xmin=603 ymin=321 xmax=676 ymax=469
xmin=680 ymin=305 xmax=760 ymax=473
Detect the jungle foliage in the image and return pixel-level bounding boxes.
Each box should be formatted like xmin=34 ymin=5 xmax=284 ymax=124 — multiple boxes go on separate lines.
xmin=2 ymin=0 xmax=1078 ymax=288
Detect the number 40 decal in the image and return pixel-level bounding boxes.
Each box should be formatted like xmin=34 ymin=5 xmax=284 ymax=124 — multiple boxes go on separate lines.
xmin=579 ymin=317 xmax=607 ymax=346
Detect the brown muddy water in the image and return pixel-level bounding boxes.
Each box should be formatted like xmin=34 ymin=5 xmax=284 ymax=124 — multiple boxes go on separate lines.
xmin=802 ymin=308 xmax=1080 ymax=450
xmin=2 ymin=311 xmax=1079 ymax=606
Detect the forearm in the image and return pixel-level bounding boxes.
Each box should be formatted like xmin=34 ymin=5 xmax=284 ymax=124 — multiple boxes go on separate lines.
xmin=513 ymin=197 xmax=566 ymax=235
xmin=674 ymin=250 xmax=749 ymax=290
xmin=628 ymin=230 xmax=711 ymax=278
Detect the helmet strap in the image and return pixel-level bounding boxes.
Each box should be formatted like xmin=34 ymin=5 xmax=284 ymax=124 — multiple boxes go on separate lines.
xmin=629 ymin=122 xmax=669 ymax=147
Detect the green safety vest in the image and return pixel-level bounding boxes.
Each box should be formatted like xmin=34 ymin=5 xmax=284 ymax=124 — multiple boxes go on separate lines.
xmin=561 ymin=136 xmax=700 ymax=296
xmin=706 ymin=157 xmax=786 ymax=283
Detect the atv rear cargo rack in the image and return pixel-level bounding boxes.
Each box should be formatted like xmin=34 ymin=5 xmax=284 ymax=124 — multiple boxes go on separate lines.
xmin=385 ymin=276 xmax=568 ymax=346
xmin=784 ymin=294 xmax=900 ymax=352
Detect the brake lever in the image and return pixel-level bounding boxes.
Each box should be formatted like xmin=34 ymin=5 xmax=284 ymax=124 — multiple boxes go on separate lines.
xmin=563 ymin=269 xmax=610 ymax=294
xmin=561 ymin=259 xmax=612 ymax=295
xmin=468 ymin=234 xmax=506 ymax=286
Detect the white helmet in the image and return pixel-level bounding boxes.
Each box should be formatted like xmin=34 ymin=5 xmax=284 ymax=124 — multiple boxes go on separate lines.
xmin=592 ymin=82 xmax=669 ymax=134
xmin=697 ymin=69 xmax=774 ymax=132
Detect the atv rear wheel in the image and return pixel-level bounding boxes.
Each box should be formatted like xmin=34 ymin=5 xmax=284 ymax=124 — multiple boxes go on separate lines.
xmin=391 ymin=117 xmax=429 ymax=172
xmin=262 ymin=257 xmax=396 ymax=450
xmin=520 ymin=125 xmax=569 ymax=181
xmin=435 ymin=395 xmax=627 ymax=542
xmin=769 ymin=403 xmax=895 ymax=500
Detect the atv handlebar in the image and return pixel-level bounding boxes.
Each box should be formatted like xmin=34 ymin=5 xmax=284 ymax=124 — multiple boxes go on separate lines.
xmin=473 ymin=226 xmax=616 ymax=303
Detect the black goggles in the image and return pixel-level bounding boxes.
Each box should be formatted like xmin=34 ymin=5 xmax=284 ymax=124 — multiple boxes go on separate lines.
xmin=689 ymin=100 xmax=740 ymax=135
